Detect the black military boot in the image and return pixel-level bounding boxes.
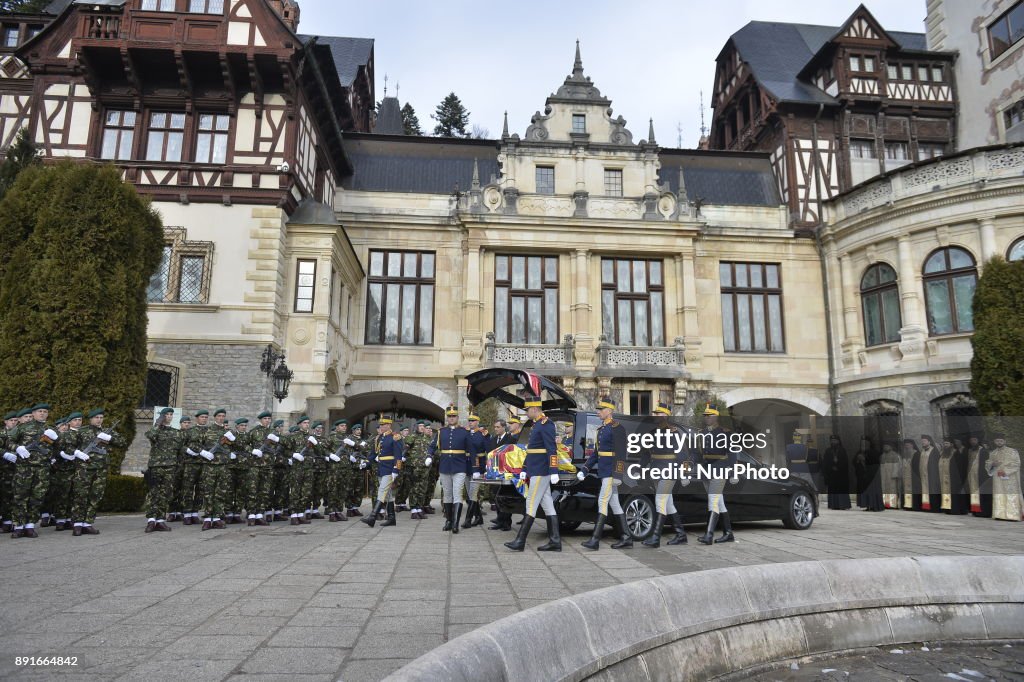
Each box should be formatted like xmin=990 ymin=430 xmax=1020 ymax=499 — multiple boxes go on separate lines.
xmin=537 ymin=515 xmax=561 ymax=551
xmin=461 ymin=502 xmax=475 ymax=529
xmin=610 ymin=514 xmax=633 ymax=549
xmin=442 ymin=503 xmax=453 ymax=532
xmin=452 ymin=503 xmax=462 ymax=534
xmin=717 ymin=512 xmax=735 ymax=543
xmin=361 ymin=501 xmax=383 ymax=528
xmin=698 ymin=512 xmax=719 ymax=545
xmin=504 ymin=515 xmax=534 ymax=551
xmin=581 ymin=513 xmax=605 ymax=550
xmin=642 ymin=513 xmax=663 ymax=548
xmin=667 ymin=512 xmax=688 ymax=545
xmin=471 ymin=502 xmax=485 ymax=527
xmin=381 ymin=502 xmax=397 ymax=527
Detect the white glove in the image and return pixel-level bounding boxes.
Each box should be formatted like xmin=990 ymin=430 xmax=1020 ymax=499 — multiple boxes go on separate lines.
xmin=424 ymin=457 xmax=432 ymax=467
xmin=292 ymin=452 xmax=304 ymax=462
xmin=349 ymin=454 xmax=357 ymax=463
xmin=230 ymin=453 xmax=237 ymax=460
xmin=200 ymin=450 xmax=214 ymax=461
xmin=729 ymin=477 xmax=739 ymax=485
xmin=288 ymin=458 xmax=293 ymax=466
xmin=329 ymin=453 xmax=341 ymax=462
xmin=97 ymin=432 xmax=112 ymax=442
xmin=224 ymin=431 xmax=236 ymax=442
xmin=519 ymin=471 xmax=527 ymax=481
xmin=186 ymin=448 xmax=198 ymax=457
xmin=16 ymin=446 xmax=30 ymax=459
xmin=50 ymin=458 xmax=55 ymax=465
xmin=343 ymin=438 xmax=355 ymax=446
xmin=550 ymin=473 xmax=560 ymax=485
xmin=576 ymin=471 xmax=585 ymax=481
xmin=472 ymin=472 xmax=480 ymax=480
xmin=2 ymin=452 xmax=16 ymax=464
xmin=307 ymin=436 xmax=318 ymax=446
xmin=267 ymin=433 xmax=280 ymax=443
xmin=75 ymin=449 xmax=90 ymax=461
xmin=359 ymin=441 xmax=366 ymax=447
xmin=359 ymin=461 xmax=367 ymax=469
xmin=60 ymin=450 xmax=74 ymax=461
xmin=252 ymin=449 xmax=263 ymax=457
xmin=43 ymin=429 xmax=58 ymax=441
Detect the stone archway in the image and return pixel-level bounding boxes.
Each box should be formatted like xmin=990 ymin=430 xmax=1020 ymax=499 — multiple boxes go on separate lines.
xmin=338 ymin=379 xmax=454 ymax=428
xmin=719 ymin=387 xmax=830 ymax=417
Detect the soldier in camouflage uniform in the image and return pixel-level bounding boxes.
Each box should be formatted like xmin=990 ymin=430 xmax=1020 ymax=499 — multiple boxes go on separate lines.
xmin=144 ymin=407 xmax=180 ymax=532
xmin=243 ymin=411 xmax=275 ymax=526
xmin=225 ymin=417 xmax=250 ymax=524
xmin=345 ymin=424 xmax=367 ymax=516
xmin=308 ymin=421 xmax=328 ymax=519
xmin=8 ymin=403 xmax=59 ymax=538
xmin=70 ymin=408 xmax=122 ymax=536
xmin=39 ymin=416 xmax=68 ymax=528
xmin=391 ymin=425 xmax=413 ymax=512
xmin=288 ymin=416 xmax=317 ymax=524
xmin=0 ymin=410 xmax=20 ymax=533
xmin=51 ymin=412 xmax=85 ymax=531
xmin=181 ymin=411 xmax=208 ymax=525
xmin=168 ymin=414 xmax=192 ymax=522
xmin=269 ymin=419 xmax=288 ymax=521
xmin=404 ymin=420 xmax=431 ymax=520
xmin=197 ymin=408 xmax=233 ymax=530
xmin=426 ymin=424 xmax=440 ymax=515
xmin=325 ymin=419 xmax=351 ymax=522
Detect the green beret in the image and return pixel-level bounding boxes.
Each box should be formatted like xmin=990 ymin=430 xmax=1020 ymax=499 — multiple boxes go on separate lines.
xmin=213 ymin=408 xmax=227 ymax=417
xmin=159 ymin=407 xmax=174 ymax=416
xmin=16 ymin=408 xmax=31 ymax=418
xmin=3 ymin=412 xmax=16 ymax=420
xmin=332 ymin=419 xmax=347 ymax=427
xmin=55 ymin=418 xmax=67 ymax=425
xmin=234 ymin=417 xmax=249 ymax=425
xmin=416 ymin=419 xmax=426 ymax=425
xmin=32 ymin=403 xmax=51 ymax=411
xmin=258 ymin=411 xmax=272 ymax=419
xmin=87 ymin=408 xmax=104 ymax=418
xmin=179 ymin=415 xmax=192 ymax=423
xmin=351 ymin=423 xmax=363 ymax=431
xmin=288 ymin=425 xmax=299 ymax=433
xmin=297 ymin=415 xmax=310 ymax=424
xmin=272 ymin=419 xmax=284 ymax=428
xmin=67 ymin=411 xmax=83 ymax=420
xmin=195 ymin=410 xmax=209 ymax=417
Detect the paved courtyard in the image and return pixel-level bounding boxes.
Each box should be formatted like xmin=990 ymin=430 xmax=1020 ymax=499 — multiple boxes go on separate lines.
xmin=1 ymin=504 xmax=1022 ymax=682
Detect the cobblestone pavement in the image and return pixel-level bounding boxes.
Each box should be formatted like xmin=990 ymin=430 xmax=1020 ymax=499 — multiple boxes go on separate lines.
xmin=747 ymin=643 xmax=1024 ymax=681
xmin=1 ymin=503 xmax=1022 ymax=681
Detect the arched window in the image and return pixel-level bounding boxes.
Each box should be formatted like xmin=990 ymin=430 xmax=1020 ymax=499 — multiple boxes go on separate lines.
xmin=860 ymin=263 xmax=902 ymax=345
xmin=1008 ymin=237 xmax=1024 ymax=262
xmin=923 ymin=247 xmax=977 ymax=335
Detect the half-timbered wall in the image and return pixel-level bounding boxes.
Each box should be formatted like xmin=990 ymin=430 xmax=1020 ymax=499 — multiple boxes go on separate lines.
xmin=32 ymin=81 xmax=90 ymax=157
xmin=227 ymin=0 xmax=269 ymax=47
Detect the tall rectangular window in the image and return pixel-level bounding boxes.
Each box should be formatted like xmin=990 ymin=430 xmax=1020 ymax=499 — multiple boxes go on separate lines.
xmin=601 ymin=258 xmax=665 ymax=346
xmin=494 ymin=255 xmax=558 ymax=345
xmin=294 ymin=259 xmax=316 ymax=313
xmin=572 ymin=114 xmax=586 ymax=133
xmin=885 ymin=142 xmax=909 ymax=160
xmin=141 ymin=0 xmax=176 ymax=10
xmin=918 ymin=142 xmax=945 ymax=160
xmin=629 ymin=390 xmax=652 ymax=416
xmin=101 ymin=110 xmax=136 ymax=161
xmin=1004 ymin=99 xmax=1024 ymax=128
xmin=535 ymin=166 xmax=554 ymax=194
xmin=147 ymin=228 xmax=213 ymax=304
xmin=145 ymin=112 xmax=186 ymax=162
xmin=195 ymin=113 xmax=229 ymax=164
xmin=604 ymin=169 xmax=623 ymax=197
xmin=720 ymin=262 xmax=785 ymax=353
xmin=189 ymin=0 xmax=224 ymax=12
xmin=850 ymin=139 xmax=876 ymax=159
xmin=148 ymin=246 xmax=173 ymax=303
xmin=2 ymin=26 xmax=19 ymax=48
xmin=988 ymin=2 xmax=1024 ymax=59
xmin=365 ymin=250 xmax=435 ymax=345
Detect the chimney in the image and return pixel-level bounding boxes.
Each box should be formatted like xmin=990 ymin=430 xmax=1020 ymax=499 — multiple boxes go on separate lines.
xmin=268 ymin=0 xmax=300 ymax=32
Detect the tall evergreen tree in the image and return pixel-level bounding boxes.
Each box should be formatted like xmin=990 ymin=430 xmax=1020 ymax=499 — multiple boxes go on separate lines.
xmin=0 ymin=127 xmax=40 ymax=203
xmin=0 ymin=161 xmax=165 ymax=471
xmin=0 ymin=0 xmax=50 ymax=13
xmin=401 ymin=102 xmax=422 ymax=136
xmin=970 ymin=256 xmax=1024 ymax=443
xmin=432 ymin=92 xmax=470 ymax=137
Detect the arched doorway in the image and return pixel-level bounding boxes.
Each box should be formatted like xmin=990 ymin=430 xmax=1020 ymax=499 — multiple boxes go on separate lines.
xmin=725 ymin=398 xmax=825 ymax=468
xmin=332 ymin=391 xmax=446 ymax=432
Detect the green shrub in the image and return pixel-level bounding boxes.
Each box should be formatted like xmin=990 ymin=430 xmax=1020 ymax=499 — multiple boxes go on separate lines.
xmin=98 ymin=474 xmax=147 ymax=513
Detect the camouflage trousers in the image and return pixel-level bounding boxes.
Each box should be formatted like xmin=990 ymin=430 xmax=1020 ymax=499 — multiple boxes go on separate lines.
xmin=12 ymin=463 xmax=49 ymax=526
xmin=71 ymin=465 xmax=106 ymax=524
xmin=0 ymin=460 xmax=15 ymax=521
xmin=46 ymin=461 xmax=78 ymax=520
xmin=325 ymin=461 xmax=353 ymax=514
xmin=245 ymin=466 xmax=273 ymax=515
xmin=270 ymin=466 xmax=289 ymax=511
xmin=200 ymin=464 xmax=230 ymax=520
xmin=408 ymin=463 xmax=433 ymax=509
xmin=309 ymin=467 xmax=327 ymax=512
xmin=348 ymin=468 xmax=376 ymax=509
xmin=168 ymin=460 xmax=184 ymax=514
xmin=146 ymin=465 xmax=176 ymax=520
xmin=393 ymin=467 xmax=412 ymax=506
xmin=226 ymin=464 xmax=248 ymax=514
xmin=178 ymin=458 xmax=203 ymax=514
xmin=288 ymin=464 xmax=313 ymax=513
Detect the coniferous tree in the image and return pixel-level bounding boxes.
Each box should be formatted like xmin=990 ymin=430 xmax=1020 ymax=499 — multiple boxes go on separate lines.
xmin=0 ymin=0 xmax=50 ymax=13
xmin=401 ymin=102 xmax=422 ymax=136
xmin=432 ymin=92 xmax=471 ymax=137
xmin=0 ymin=127 xmax=40 ymax=203
xmin=0 ymin=161 xmax=165 ymax=471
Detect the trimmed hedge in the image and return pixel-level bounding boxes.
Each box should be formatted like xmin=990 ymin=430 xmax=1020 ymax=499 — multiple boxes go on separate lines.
xmin=98 ymin=474 xmax=146 ymax=513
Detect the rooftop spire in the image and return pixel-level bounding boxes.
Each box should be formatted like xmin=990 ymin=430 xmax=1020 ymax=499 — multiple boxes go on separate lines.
xmin=502 ymin=111 xmax=509 ymax=138
xmin=648 ymin=118 xmax=656 ymax=145
xmin=471 ymin=158 xmax=481 ymax=190
xmin=573 ymin=39 xmax=584 ymax=79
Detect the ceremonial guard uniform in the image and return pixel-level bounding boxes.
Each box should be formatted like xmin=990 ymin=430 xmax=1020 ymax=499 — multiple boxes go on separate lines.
xmin=8 ymin=404 xmax=60 ymax=538
xmin=70 ymin=408 xmax=122 ymax=536
xmin=405 ymin=420 xmax=432 ymax=519
xmin=579 ymin=398 xmax=631 ymax=551
xmin=245 ymin=411 xmax=276 ymax=526
xmin=287 ymin=417 xmax=316 ymax=525
xmin=269 ymin=419 xmax=289 ymax=520
xmin=505 ymin=400 xmax=561 ymax=552
xmin=430 ymin=405 xmax=470 ymax=533
xmin=0 ymin=411 xmax=20 ymax=533
xmin=198 ymin=409 xmax=233 ymax=530
xmin=51 ymin=412 xmax=84 ymax=531
xmin=643 ymin=402 xmax=689 ymax=547
xmin=345 ymin=424 xmax=367 ymax=516
xmin=168 ymin=414 xmax=192 ymax=522
xmin=697 ymin=404 xmax=736 ymax=545
xmin=462 ymin=413 xmax=487 ymax=529
xmin=144 ymin=407 xmax=180 ymax=532
xmin=325 ymin=419 xmax=352 ymax=522
xmin=392 ymin=426 xmax=413 ymax=513
xmin=308 ymin=421 xmax=328 ymax=519
xmin=226 ymin=418 xmax=250 ymax=523
xmin=180 ymin=411 xmax=209 ymax=525
xmin=362 ymin=417 xmax=403 ymax=528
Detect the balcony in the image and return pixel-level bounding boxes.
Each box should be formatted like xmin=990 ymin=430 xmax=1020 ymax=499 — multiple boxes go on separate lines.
xmin=80 ymin=13 xmax=122 ymax=40
xmin=483 ymin=332 xmax=575 ymax=374
xmin=596 ymin=335 xmax=686 ymax=379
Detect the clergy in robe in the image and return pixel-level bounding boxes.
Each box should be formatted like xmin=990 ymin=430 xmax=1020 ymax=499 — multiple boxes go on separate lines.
xmin=987 ymin=433 xmax=1023 ymax=522
xmin=901 ymin=439 xmax=921 ymax=511
xmin=938 ymin=437 xmax=968 ymax=515
xmin=919 ymin=435 xmax=941 ymax=512
xmin=856 ymin=437 xmax=884 ymax=512
xmin=879 ymin=442 xmax=901 ymax=509
xmin=821 ymin=435 xmax=851 ymax=510
xmin=966 ymin=435 xmax=992 ymax=517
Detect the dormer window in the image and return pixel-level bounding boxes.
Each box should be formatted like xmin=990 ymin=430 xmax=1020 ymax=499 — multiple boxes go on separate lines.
xmin=572 ymin=114 xmax=586 ymax=134
xmin=848 ymin=54 xmax=874 ymax=73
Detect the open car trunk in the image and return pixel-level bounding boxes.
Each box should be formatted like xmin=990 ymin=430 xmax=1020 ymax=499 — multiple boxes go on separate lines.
xmin=465 ymin=368 xmax=578 ymax=412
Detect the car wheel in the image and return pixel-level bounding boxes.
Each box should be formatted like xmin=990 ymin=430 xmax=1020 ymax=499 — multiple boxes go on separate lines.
xmin=623 ymin=495 xmax=655 ymax=540
xmin=783 ymin=491 xmax=815 ymax=530
xmin=560 ymin=520 xmax=582 ymax=533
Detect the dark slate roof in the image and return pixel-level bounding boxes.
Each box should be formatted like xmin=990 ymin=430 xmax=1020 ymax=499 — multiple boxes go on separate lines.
xmin=44 ymin=0 xmax=74 ymax=13
xmin=730 ymin=20 xmax=928 ymax=105
xmin=300 ymin=35 xmax=373 ymax=87
xmin=659 ymin=150 xmax=781 ymax=207
xmin=375 ymin=97 xmax=404 ymax=135
xmin=342 ymin=135 xmax=500 ymax=194
xmin=288 ymin=198 xmax=339 ymax=226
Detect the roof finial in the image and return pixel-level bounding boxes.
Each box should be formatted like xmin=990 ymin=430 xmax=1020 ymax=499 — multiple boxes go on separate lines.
xmin=572 ymin=39 xmax=584 ymax=79
xmin=502 ymin=111 xmax=509 ymax=138
xmin=699 ymin=89 xmax=707 ymax=139
xmin=383 ymin=73 xmax=388 ymax=97
xmin=677 ymin=165 xmax=689 ymax=204
xmin=471 ymin=158 xmax=481 ymax=190
xmin=395 ymin=80 xmax=400 ymax=96
xmin=648 ymin=118 xmax=656 ymax=145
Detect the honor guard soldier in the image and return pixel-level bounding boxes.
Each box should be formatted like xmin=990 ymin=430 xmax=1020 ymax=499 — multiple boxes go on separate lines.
xmin=168 ymin=414 xmax=192 ymax=522
xmin=697 ymin=404 xmax=737 ymax=545
xmin=70 ymin=408 xmax=121 ymax=536
xmin=345 ymin=424 xmax=367 ymax=517
xmin=144 ymin=407 xmax=181 ymax=532
xmin=226 ymin=418 xmax=250 ymax=524
xmin=505 ymin=400 xmax=562 ymax=552
xmin=269 ymin=419 xmax=288 ymax=521
xmin=181 ymin=410 xmax=209 ymax=525
xmin=405 ymin=420 xmax=432 ymax=520
xmin=8 ymin=403 xmax=60 ymax=538
xmin=578 ymin=397 xmax=632 ymax=551
xmin=324 ymin=419 xmax=351 ymax=522
xmin=362 ymin=416 xmax=403 ymax=528
xmin=245 ymin=411 xmax=275 ymax=526
xmin=644 ymin=402 xmax=689 ymax=547
xmin=52 ymin=411 xmax=84 ymax=531
xmin=198 ymin=408 xmax=234 ymax=530
xmin=462 ymin=412 xmax=488 ymax=529
xmin=287 ymin=416 xmax=316 ymax=525
xmin=308 ymin=421 xmax=328 ymax=519
xmin=429 ymin=405 xmax=471 ymax=533
xmin=1 ymin=411 xmax=20 ymax=533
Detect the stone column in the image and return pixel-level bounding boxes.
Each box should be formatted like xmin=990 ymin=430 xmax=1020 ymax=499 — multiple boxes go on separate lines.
xmin=979 ymin=216 xmax=997 ymax=264
xmin=572 ymin=249 xmax=595 ymax=367
xmin=896 ymin=234 xmax=927 ymax=362
xmin=836 ymin=252 xmax=862 ymax=372
xmin=676 ymin=250 xmax=702 ymax=367
xmin=460 ymin=242 xmax=484 ymax=365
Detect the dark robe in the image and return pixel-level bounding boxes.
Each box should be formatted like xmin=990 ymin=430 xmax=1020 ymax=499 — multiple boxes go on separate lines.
xmin=970 ymin=446 xmax=993 ymax=517
xmin=949 ymin=446 xmax=969 ymax=515
xmin=905 ymin=449 xmax=922 ymax=510
xmin=921 ymin=445 xmax=942 ymax=512
xmin=822 ymin=444 xmax=851 ymax=510
xmin=858 ymin=449 xmax=884 ymax=512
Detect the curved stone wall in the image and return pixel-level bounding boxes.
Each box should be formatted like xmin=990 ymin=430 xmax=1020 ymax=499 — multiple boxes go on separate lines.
xmin=386 ymin=555 xmax=1024 ymax=682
